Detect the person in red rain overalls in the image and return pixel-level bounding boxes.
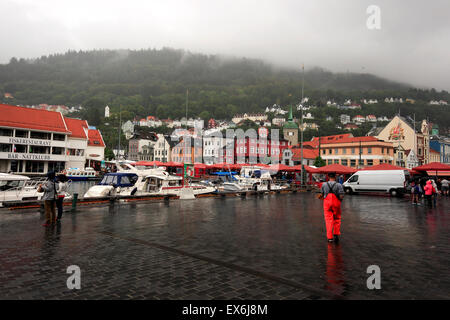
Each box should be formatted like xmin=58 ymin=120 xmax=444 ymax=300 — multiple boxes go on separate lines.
xmin=320 ymin=172 xmax=345 ymax=243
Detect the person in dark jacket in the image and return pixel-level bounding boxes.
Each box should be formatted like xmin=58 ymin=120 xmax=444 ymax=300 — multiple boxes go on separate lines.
xmin=39 ymin=171 xmax=57 ymax=227
xmin=56 ymin=173 xmax=69 ymax=222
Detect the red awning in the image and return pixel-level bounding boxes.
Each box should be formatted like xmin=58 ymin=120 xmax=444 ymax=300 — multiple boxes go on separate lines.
xmin=315 ymin=164 xmax=357 ymax=174
xmin=163 ymin=161 xmax=184 ymax=167
xmin=267 ymin=164 xmax=294 ymax=172
xmin=412 ymin=162 xmax=450 ymax=171
xmin=134 ymin=161 xmax=164 ymax=167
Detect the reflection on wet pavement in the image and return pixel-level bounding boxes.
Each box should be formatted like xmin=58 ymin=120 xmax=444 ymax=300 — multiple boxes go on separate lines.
xmin=0 ymin=193 xmax=449 ymax=299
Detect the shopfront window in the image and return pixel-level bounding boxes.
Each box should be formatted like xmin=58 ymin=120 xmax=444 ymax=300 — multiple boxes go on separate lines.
xmin=350 ymin=159 xmax=356 ymax=167
xmin=10 ymin=160 xmax=23 ymax=173
xmin=25 ymin=161 xmax=45 ymax=173
xmin=48 ymin=161 xmax=66 ymax=173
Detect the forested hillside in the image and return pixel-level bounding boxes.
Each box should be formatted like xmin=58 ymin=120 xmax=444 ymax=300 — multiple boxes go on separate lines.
xmin=0 ymin=48 xmax=449 ymax=134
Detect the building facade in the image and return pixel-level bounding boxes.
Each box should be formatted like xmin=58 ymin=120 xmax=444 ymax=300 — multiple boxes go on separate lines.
xmin=0 ymin=104 xmax=105 ymax=174
xmin=320 ymin=136 xmax=394 ymax=168
xmin=375 ymin=116 xmax=430 ymax=167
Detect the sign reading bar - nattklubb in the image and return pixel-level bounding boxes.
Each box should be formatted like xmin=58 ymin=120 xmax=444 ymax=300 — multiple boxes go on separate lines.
xmin=7 ymin=153 xmax=51 ymax=160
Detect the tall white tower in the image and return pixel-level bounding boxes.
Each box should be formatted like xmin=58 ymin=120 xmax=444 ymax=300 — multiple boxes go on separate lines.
xmin=105 ymin=105 xmax=110 ymax=118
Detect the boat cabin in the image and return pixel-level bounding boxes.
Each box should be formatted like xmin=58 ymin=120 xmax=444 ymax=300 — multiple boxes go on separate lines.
xmin=99 ymin=172 xmax=138 ymax=187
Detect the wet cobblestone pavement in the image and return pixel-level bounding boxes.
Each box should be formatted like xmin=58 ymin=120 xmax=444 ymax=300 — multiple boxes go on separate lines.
xmin=0 ymin=193 xmax=449 ymax=299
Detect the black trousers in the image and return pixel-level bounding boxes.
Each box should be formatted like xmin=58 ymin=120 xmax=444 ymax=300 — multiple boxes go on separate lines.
xmin=56 ymin=197 xmax=64 ymax=219
xmin=425 ymin=195 xmax=432 ymax=207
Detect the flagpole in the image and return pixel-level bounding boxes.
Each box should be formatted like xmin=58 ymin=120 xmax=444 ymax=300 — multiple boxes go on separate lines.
xmin=300 ymin=64 xmax=305 ymax=186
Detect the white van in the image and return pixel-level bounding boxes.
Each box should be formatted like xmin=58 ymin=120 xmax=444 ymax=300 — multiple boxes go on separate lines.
xmin=343 ymin=170 xmax=410 ymax=196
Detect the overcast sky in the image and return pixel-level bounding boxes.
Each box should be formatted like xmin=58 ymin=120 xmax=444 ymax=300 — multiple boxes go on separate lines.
xmin=1 ymin=0 xmax=449 ymax=90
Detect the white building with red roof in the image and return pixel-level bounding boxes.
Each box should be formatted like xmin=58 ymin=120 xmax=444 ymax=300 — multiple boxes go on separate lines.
xmin=0 ymin=104 xmax=105 ymax=175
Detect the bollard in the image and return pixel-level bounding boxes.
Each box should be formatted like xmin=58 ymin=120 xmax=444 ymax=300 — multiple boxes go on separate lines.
xmin=71 ymin=193 xmax=78 ymax=211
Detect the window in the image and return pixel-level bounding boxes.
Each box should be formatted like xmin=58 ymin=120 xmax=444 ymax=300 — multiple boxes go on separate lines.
xmin=25 ymin=161 xmax=44 ymax=173
xmin=29 ymin=146 xmax=49 ymax=154
xmin=53 ymin=134 xmax=65 ymax=141
xmin=335 ymin=148 xmax=339 ymax=154
xmin=327 ymin=159 xmax=333 ymax=165
xmin=322 ymin=149 xmax=326 ymax=155
xmin=334 ymin=159 xmax=339 ymax=164
xmin=350 ymin=159 xmax=356 ymax=167
xmin=359 ymin=159 xmax=364 ymax=166
xmin=343 ymin=149 xmax=347 ymax=154
xmin=367 ymin=160 xmax=373 ymax=166
xmin=14 ymin=145 xmax=27 ymax=153
xmin=381 ymin=147 xmax=384 ymax=154
xmin=351 ymin=148 xmax=355 ymax=154
xmin=10 ymin=160 xmax=23 ymax=173
xmin=15 ymin=130 xmax=28 ymax=138
xmin=368 ymin=147 xmax=372 ymax=154
xmin=0 ymin=129 xmax=13 ymax=137
xmin=328 ymin=149 xmax=332 ymax=154
xmin=0 ymin=144 xmax=12 ymax=152
xmin=30 ymin=131 xmax=51 ymax=140
xmin=341 ymin=159 xmax=348 ymax=166
xmin=51 ymin=147 xmax=64 ymax=155
xmin=348 ymin=175 xmax=359 ymax=183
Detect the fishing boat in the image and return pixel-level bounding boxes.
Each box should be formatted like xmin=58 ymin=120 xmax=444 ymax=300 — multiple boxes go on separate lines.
xmin=65 ymin=167 xmax=97 ymax=181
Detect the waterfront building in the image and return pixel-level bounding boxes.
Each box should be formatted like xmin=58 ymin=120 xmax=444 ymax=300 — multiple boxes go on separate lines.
xmin=0 ymin=104 xmax=105 ymax=175
xmin=375 ymin=115 xmax=430 ymax=167
xmin=128 ymin=132 xmax=158 ymax=161
xmin=430 ymin=135 xmax=450 ymax=164
xmin=320 ymin=136 xmax=394 ymax=168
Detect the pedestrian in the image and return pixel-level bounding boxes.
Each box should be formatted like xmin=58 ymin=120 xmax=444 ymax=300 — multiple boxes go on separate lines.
xmin=410 ymin=180 xmax=416 ymax=204
xmin=413 ymin=180 xmax=422 ymax=205
xmin=441 ymin=178 xmax=449 ymax=196
xmin=56 ymin=173 xmax=69 ymax=222
xmin=424 ymin=180 xmax=435 ymax=208
xmin=38 ymin=171 xmax=58 ymax=227
xmin=319 ymin=172 xmax=345 ymax=243
xmin=431 ymin=179 xmax=439 ymax=207
xmin=338 ymin=175 xmax=344 ymax=184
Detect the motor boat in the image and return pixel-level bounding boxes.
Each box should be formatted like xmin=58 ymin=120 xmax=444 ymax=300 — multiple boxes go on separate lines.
xmin=83 ymin=172 xmax=139 ymax=198
xmin=65 ymin=167 xmax=97 ymax=181
xmin=211 ymin=172 xmax=246 ymax=192
xmin=140 ymin=171 xmax=216 ymax=196
xmin=83 ymin=163 xmax=216 ymax=198
xmin=0 ymin=173 xmax=71 ymax=206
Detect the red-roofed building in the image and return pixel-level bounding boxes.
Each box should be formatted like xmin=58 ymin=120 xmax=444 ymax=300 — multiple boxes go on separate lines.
xmin=0 ymin=104 xmax=105 ymax=174
xmin=86 ymin=129 xmax=106 ymax=164
xmin=319 ymin=136 xmax=394 ymax=169
xmin=282 ymin=146 xmax=319 ymax=166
